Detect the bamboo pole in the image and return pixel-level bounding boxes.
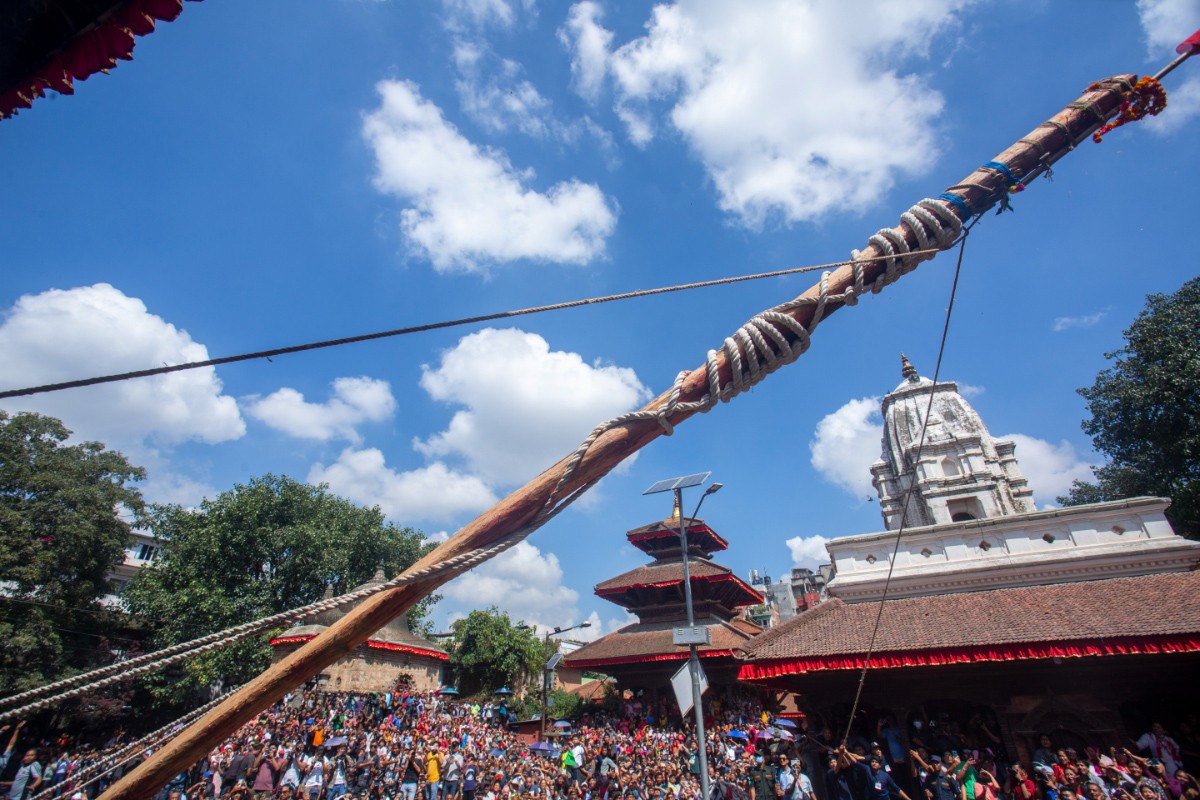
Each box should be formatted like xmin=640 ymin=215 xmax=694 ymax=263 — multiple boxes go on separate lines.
xmin=100 ymin=75 xmax=1135 ymax=800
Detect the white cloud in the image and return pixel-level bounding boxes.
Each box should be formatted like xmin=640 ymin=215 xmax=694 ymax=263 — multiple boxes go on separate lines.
xmin=415 ymin=328 xmax=651 ymax=487
xmin=560 ymin=2 xmax=613 ymax=103
xmin=1000 ymin=434 xmax=1095 ymax=506
xmin=597 ymin=0 xmax=972 ymax=227
xmin=246 ymin=377 xmax=396 ymax=443
xmin=441 ymin=0 xmax=516 ymax=29
xmin=1137 ymin=0 xmax=1200 ymax=130
xmin=1137 ymin=0 xmax=1200 ymax=55
xmin=440 ymin=541 xmax=581 ymax=628
xmin=0 ymin=284 xmax=244 ymax=449
xmin=363 ymin=80 xmax=618 ymax=272
xmin=453 ymin=39 xmax=552 ymax=137
xmin=425 ymin=530 xmax=452 ymax=544
xmin=309 ymin=448 xmax=498 ymax=524
xmin=138 ymin=472 xmax=218 ymax=508
xmin=957 ymin=382 xmax=985 ymax=398
xmin=809 ymin=397 xmax=883 ymax=498
xmin=1053 ymin=310 xmax=1108 ymax=332
xmin=786 ymin=534 xmax=831 ymax=569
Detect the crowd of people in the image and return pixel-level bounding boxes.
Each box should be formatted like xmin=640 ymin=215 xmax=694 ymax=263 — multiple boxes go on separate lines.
xmin=1 ymin=687 xmax=1196 ymax=800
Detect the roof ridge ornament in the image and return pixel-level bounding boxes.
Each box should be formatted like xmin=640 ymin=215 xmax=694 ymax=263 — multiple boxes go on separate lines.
xmin=901 ymin=353 xmax=919 ymax=383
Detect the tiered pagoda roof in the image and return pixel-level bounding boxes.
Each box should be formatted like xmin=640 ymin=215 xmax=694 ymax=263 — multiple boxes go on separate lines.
xmin=625 ymin=516 xmax=729 ymax=558
xmin=595 ymin=557 xmax=762 ymax=620
xmin=564 ymin=508 xmax=763 ymax=673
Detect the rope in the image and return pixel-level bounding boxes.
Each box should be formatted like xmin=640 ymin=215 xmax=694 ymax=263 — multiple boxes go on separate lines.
xmin=0 ymin=509 xmax=553 ymax=721
xmin=544 ymin=198 xmax=963 ymax=518
xmin=0 ymin=198 xmax=962 ymax=725
xmin=0 ymin=458 xmax=599 ymax=725
xmin=839 ymin=215 xmax=978 ymax=749
xmin=27 ymin=691 xmax=232 ymax=800
xmin=0 ymin=249 xmax=954 ymax=402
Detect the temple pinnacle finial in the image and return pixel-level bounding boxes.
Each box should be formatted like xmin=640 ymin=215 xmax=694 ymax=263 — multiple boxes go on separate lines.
xmin=901 ymin=353 xmax=919 ymax=382
xmin=373 ymin=564 xmax=386 ymax=583
xmin=670 ymin=493 xmax=681 ymax=522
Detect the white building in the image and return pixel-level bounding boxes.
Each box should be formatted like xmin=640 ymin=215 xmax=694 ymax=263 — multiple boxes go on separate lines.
xmin=102 ymin=529 xmax=160 ymax=606
xmin=825 ymin=356 xmax=1200 ymax=602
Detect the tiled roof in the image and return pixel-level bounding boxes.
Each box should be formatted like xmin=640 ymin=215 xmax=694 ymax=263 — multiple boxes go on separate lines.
xmin=596 ymin=558 xmax=731 ymax=591
xmin=743 ymin=571 xmax=1200 ymax=662
xmin=626 ymin=517 xmax=729 ymax=554
xmin=275 ymin=569 xmax=446 ymax=657
xmin=564 ymin=619 xmax=756 ymax=667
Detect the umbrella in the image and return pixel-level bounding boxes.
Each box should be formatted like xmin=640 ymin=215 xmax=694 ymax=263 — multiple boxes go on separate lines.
xmin=554 ymin=720 xmax=572 ymax=728
xmin=779 ymin=731 xmax=795 ymax=741
xmin=324 ymin=736 xmax=349 ymax=748
xmin=438 ymin=687 xmax=459 ymax=695
xmin=530 ymin=742 xmax=557 ymax=752
xmin=726 ymin=731 xmax=748 ymax=741
xmin=489 ymin=748 xmax=505 ymax=757
xmin=494 ymin=687 xmax=513 ymax=695
xmin=755 ymin=731 xmax=773 ymax=740
xmin=775 ymin=720 xmax=797 ymax=729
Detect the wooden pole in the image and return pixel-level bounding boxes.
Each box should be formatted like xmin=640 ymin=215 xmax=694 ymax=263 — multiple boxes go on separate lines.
xmin=100 ymin=76 xmax=1135 ymax=800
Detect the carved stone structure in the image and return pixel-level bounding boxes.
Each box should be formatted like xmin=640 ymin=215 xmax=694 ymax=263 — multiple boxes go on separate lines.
xmin=828 ymin=356 xmax=1200 ymax=603
xmin=871 ymin=355 xmax=1034 ymax=530
xmin=270 ymin=567 xmax=447 ymax=693
xmin=735 ymin=356 xmax=1200 ymax=765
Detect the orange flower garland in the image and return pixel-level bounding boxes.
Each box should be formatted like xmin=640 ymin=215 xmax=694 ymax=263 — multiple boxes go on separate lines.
xmin=1089 ymin=76 xmax=1168 ymax=143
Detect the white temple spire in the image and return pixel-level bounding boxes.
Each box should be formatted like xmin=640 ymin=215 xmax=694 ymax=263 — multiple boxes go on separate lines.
xmin=870 ymin=356 xmax=1034 ymax=530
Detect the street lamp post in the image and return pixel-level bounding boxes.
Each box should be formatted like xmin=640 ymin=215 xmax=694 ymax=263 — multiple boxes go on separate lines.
xmin=644 ymin=473 xmax=722 ymax=800
xmin=542 ymin=621 xmax=591 ymax=740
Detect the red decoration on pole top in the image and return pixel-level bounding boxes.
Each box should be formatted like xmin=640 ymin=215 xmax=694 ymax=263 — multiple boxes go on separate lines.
xmin=1179 ymin=29 xmax=1200 ymax=55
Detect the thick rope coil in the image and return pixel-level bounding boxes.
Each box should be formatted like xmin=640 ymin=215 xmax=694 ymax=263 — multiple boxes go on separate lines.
xmin=544 ymin=197 xmax=961 ymax=515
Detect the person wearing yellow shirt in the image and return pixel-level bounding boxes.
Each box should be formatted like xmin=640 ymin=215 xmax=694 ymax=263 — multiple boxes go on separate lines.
xmin=426 ymin=746 xmax=444 ymax=800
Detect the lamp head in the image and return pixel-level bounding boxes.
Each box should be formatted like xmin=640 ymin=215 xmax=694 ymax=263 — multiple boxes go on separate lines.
xmin=704 ymin=483 xmax=723 ymax=496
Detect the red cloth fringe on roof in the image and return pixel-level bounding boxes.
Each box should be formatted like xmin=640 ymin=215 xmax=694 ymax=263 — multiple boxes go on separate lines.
xmin=738 ymin=634 xmax=1200 ymax=681
xmin=1 ymin=0 xmax=200 ymax=119
xmin=270 ymin=635 xmax=449 ymax=661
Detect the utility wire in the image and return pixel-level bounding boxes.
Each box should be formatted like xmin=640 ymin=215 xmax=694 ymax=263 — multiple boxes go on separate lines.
xmin=0 ymin=248 xmax=948 ymax=400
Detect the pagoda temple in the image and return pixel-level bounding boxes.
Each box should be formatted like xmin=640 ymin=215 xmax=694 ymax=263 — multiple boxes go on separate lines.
xmin=564 ymin=501 xmax=763 ymax=695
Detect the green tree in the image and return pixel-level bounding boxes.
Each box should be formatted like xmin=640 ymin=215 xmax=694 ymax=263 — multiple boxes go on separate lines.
xmin=0 ymin=411 xmax=145 ymax=695
xmin=1059 ymin=277 xmax=1200 ymax=538
xmin=446 ymin=607 xmax=548 ymax=697
xmin=123 ymin=474 xmax=435 ymax=704
xmin=548 ymin=688 xmax=582 ymax=719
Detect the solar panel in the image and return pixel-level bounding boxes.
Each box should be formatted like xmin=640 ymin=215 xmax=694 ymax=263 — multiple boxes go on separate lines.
xmin=643 ymin=471 xmax=711 ymax=495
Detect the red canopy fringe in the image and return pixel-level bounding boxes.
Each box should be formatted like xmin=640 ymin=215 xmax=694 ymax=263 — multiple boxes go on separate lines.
xmin=1 ymin=0 xmax=199 ymax=120
xmin=738 ymin=634 xmax=1200 ymax=681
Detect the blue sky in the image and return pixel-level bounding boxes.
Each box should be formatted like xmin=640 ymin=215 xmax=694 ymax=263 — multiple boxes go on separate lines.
xmin=1 ymin=0 xmax=1198 ymax=638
